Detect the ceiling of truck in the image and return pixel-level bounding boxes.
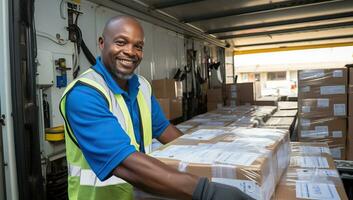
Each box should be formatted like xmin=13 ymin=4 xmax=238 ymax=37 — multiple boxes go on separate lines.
xmin=104 ymin=0 xmax=353 ymax=52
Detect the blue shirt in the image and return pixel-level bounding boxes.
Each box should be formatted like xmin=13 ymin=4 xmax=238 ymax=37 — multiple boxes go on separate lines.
xmin=66 ymin=57 xmax=170 ymax=181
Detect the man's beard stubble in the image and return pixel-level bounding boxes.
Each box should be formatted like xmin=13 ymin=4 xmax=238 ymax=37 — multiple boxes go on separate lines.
xmin=114 ymin=70 xmax=134 ymax=80
xmin=113 ymin=60 xmax=135 ymax=80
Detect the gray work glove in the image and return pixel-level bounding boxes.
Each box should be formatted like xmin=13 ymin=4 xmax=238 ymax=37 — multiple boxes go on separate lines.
xmin=192 ymin=177 xmax=255 ymax=200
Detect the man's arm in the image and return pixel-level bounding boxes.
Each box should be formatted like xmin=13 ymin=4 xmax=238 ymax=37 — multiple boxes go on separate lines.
xmin=114 ymin=152 xmax=254 ymax=200
xmin=157 ymin=124 xmax=183 ymax=144
xmin=113 ymin=152 xmax=198 ymax=199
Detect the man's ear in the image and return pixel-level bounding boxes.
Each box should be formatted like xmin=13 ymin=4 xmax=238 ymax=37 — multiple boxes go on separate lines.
xmin=98 ymin=37 xmax=104 ymax=50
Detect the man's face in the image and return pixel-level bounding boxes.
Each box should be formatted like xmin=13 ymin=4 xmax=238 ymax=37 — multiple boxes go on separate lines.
xmin=100 ymin=20 xmax=144 ymax=79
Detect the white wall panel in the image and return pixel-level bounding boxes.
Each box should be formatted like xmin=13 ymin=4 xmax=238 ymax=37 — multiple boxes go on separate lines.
xmin=34 ymin=0 xmax=68 ymax=44
xmin=138 ymin=21 xmax=154 ymax=81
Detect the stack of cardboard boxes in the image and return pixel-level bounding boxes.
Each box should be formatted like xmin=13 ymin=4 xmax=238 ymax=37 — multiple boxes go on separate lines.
xmin=297 ymin=68 xmax=348 ymax=159
xmin=223 ymin=82 xmax=278 ymax=107
xmin=152 ymin=79 xmax=183 ymax=120
xmin=274 ymin=142 xmax=348 ymax=200
xmin=206 ymin=88 xmax=223 ymax=111
xmin=223 ymin=82 xmax=257 ymax=108
xmin=224 ymin=83 xmax=239 ymax=107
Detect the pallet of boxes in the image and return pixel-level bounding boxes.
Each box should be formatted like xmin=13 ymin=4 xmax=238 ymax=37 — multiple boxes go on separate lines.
xmin=152 ymin=79 xmax=183 ymax=120
xmin=297 ymin=68 xmax=348 ymax=160
xmin=207 ymin=87 xmax=224 ymax=111
xmin=135 ymin=127 xmax=348 ymax=199
xmin=274 ymin=142 xmax=348 ymax=200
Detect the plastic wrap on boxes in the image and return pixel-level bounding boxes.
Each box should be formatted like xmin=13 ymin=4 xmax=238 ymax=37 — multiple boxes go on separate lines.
xmin=146 ymin=127 xmax=290 ymax=200
xmin=175 ymin=124 xmax=195 ymax=133
xmin=273 ymin=142 xmax=348 ymax=200
xmin=251 ymin=106 xmax=278 ymax=117
xmin=290 ymin=142 xmax=331 ymax=156
xmin=215 ymin=105 xmax=255 ymax=115
xmin=299 ymin=96 xmax=347 ymax=118
xmin=272 ymin=110 xmax=298 ymax=117
xmin=277 ymin=101 xmax=298 ymax=110
xmin=187 ymin=117 xmax=234 ymax=127
xmin=262 ymin=117 xmax=295 ymax=131
xmin=227 ymin=116 xmax=261 ymax=127
xmin=298 ymin=117 xmax=346 ymax=159
xmin=298 ymin=84 xmax=346 ymax=99
xmin=298 ymin=68 xmax=347 ymax=86
xmin=274 ymin=168 xmax=348 ymax=200
xmin=298 ymin=69 xmax=347 ymax=99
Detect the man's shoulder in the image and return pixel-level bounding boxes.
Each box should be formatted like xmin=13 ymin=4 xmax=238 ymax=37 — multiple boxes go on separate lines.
xmin=66 ymin=83 xmax=107 ymax=104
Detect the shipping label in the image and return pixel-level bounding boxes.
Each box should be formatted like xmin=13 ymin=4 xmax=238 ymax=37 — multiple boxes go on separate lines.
xmin=317 ymin=98 xmax=329 ymax=107
xmin=296 ymin=182 xmax=340 ymax=200
xmin=320 ymin=85 xmax=345 ymax=95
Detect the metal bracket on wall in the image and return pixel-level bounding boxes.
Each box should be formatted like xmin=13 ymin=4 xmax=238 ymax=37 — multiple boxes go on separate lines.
xmin=0 ymin=114 xmax=5 ymax=126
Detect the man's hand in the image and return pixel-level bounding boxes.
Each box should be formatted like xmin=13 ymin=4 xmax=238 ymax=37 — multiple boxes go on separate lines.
xmin=192 ymin=177 xmax=255 ymax=200
xmin=114 ymin=152 xmax=198 ymax=199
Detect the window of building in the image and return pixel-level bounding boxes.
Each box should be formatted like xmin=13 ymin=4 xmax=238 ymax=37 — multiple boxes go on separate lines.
xmin=242 ymin=73 xmax=248 ymax=81
xmin=267 ymin=71 xmax=286 ymax=81
xmin=255 ymin=73 xmax=260 ymax=81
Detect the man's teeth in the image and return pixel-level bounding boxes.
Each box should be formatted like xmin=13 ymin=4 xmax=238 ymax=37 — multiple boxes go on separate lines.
xmin=119 ymin=59 xmax=133 ymax=64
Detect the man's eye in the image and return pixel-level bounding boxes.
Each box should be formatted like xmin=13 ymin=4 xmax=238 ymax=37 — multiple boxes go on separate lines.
xmin=115 ymin=41 xmax=126 ymax=46
xmin=136 ymin=45 xmax=143 ymax=50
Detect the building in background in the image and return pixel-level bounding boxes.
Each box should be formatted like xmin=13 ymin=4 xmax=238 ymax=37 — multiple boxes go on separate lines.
xmin=233 ymin=46 xmax=353 ymax=97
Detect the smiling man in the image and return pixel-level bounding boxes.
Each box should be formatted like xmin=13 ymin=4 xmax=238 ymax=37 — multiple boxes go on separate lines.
xmin=60 ymin=16 xmax=253 ymax=200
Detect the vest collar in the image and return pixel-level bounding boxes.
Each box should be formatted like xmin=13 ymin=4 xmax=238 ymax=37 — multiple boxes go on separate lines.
xmin=92 ymin=57 xmax=140 ymax=99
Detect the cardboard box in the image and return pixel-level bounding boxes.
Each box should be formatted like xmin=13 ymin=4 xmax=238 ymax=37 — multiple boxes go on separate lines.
xmin=277 ymin=101 xmax=298 ymax=110
xmin=298 ymin=117 xmax=347 ymax=144
xmin=274 ymin=168 xmax=347 ymax=200
xmin=290 ymin=142 xmax=331 ymax=156
xmin=298 ymin=68 xmax=347 ymax=86
xmin=298 ymin=84 xmax=346 ymax=99
xmin=157 ymin=98 xmax=182 ymax=120
xmin=298 ymin=96 xmax=347 ymax=118
xmin=206 ymin=88 xmax=223 ymax=103
xmin=152 ymin=79 xmax=183 ymax=99
xmin=274 ymin=142 xmax=348 ymax=200
xmin=291 ymin=141 xmax=346 ymax=160
xmin=265 ymin=117 xmax=295 ymax=127
xmin=207 ymin=102 xmax=223 ymax=111
xmin=255 ymin=96 xmax=279 ymax=106
xmin=237 ymin=82 xmax=256 ymax=105
xmin=225 ymin=83 xmax=237 ymax=99
xmin=272 ymin=110 xmax=298 ymax=117
xmin=150 ymin=127 xmax=290 ymax=200
xmin=224 ymin=98 xmax=239 ymax=107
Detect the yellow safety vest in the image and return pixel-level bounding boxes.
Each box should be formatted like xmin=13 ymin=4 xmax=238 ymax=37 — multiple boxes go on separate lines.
xmin=59 ymin=68 xmax=152 ymax=200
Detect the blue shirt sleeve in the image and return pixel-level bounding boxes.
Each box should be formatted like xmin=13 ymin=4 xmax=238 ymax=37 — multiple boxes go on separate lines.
xmin=66 ymin=84 xmax=137 ymax=181
xmin=151 ymin=95 xmax=170 ymax=138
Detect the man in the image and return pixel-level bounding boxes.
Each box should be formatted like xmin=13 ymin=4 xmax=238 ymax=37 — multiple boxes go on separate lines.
xmin=60 ymin=15 xmax=253 ymax=200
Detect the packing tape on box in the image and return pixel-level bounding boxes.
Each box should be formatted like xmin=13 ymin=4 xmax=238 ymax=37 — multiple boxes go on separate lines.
xmin=178 ymin=161 xmax=188 ymax=172
xmin=211 ymin=164 xmax=236 ymax=178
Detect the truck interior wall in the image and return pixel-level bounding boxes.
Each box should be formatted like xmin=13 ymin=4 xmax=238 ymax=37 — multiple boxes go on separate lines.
xmin=0 ymin=0 xmax=19 ymax=199
xmin=35 ymin=0 xmax=187 ymax=82
xmin=0 ymin=127 xmax=5 ymax=200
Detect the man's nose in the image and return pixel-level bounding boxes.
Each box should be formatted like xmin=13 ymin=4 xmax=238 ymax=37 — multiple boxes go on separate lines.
xmin=123 ymin=44 xmax=135 ymax=56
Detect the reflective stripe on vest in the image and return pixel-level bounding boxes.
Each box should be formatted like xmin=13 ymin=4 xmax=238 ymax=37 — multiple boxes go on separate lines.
xmin=59 ymin=68 xmax=152 ymax=198
xmin=69 ymin=164 xmax=126 ymax=187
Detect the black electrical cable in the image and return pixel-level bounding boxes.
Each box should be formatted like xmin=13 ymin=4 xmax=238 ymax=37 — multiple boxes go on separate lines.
xmin=81 ymin=38 xmax=96 ymax=65
xmin=67 ymin=24 xmax=96 ymax=66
